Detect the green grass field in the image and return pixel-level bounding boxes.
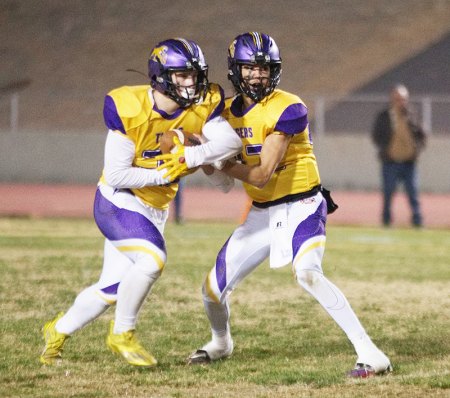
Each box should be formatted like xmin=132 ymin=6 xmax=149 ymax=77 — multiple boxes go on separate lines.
xmin=0 ymin=218 xmax=449 ymax=398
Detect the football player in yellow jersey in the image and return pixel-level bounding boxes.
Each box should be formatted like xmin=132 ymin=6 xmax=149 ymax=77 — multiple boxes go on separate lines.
xmin=40 ymin=38 xmax=241 ymax=367
xmin=187 ymin=32 xmax=392 ymax=378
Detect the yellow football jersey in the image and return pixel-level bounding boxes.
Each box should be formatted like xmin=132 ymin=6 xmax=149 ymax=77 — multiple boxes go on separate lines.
xmin=223 ymin=89 xmax=321 ymax=203
xmin=100 ymin=83 xmax=225 ymax=209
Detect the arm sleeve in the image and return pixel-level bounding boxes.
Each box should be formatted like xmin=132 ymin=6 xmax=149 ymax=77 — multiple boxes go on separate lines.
xmin=184 ymin=116 xmax=242 ymax=168
xmin=203 ymin=168 xmax=235 ymax=193
xmin=103 ymin=130 xmax=170 ymax=188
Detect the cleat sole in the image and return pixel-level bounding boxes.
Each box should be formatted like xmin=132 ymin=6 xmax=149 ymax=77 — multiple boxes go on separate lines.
xmin=187 ymin=350 xmax=211 ymax=365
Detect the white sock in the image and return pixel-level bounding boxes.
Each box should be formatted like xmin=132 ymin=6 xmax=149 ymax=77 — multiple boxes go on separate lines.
xmin=113 ymin=266 xmax=159 ymax=334
xmin=56 ymin=285 xmax=110 ymax=335
xmin=351 ymin=333 xmax=380 ymax=357
xmin=297 ymin=270 xmax=366 ymax=341
xmin=203 ymin=299 xmax=232 ymax=347
xmin=298 ymin=272 xmax=390 ymax=368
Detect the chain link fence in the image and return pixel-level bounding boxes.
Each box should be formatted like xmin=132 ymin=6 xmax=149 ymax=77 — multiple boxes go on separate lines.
xmin=1 ymin=91 xmax=450 ymax=135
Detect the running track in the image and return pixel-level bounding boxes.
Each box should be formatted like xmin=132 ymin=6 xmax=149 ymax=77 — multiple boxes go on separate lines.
xmin=0 ymin=184 xmax=449 ymax=229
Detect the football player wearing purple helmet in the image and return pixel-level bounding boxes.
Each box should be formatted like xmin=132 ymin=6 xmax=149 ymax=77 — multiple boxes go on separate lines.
xmin=227 ymin=32 xmax=281 ymax=102
xmin=148 ymin=38 xmax=209 ymax=108
xmin=188 ymin=32 xmax=392 ymax=378
xmin=40 ymin=38 xmax=241 ymax=367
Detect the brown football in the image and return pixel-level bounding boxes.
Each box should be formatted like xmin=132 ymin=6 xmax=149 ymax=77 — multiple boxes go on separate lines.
xmin=159 ymin=129 xmax=202 ymax=154
xmin=159 ymin=129 xmax=201 ymax=177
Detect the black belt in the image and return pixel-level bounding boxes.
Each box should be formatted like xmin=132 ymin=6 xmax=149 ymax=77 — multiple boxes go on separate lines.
xmin=252 ymin=185 xmax=321 ymax=209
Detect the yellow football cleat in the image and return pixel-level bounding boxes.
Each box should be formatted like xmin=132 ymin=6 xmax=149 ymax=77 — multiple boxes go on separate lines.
xmin=106 ymin=321 xmax=157 ymax=367
xmin=40 ymin=312 xmax=69 ymax=365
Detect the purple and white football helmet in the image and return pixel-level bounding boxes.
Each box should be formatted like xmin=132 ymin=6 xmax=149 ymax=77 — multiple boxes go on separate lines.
xmin=228 ymin=32 xmax=282 ymax=102
xmin=148 ymin=38 xmax=209 ymax=107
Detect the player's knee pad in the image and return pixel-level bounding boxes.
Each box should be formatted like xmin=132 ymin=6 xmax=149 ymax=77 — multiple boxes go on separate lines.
xmin=202 ymin=277 xmax=217 ymax=303
xmin=134 ymin=259 xmax=163 ymax=281
xmin=132 ymin=250 xmax=165 ymax=279
xmin=201 ymin=271 xmax=225 ymax=304
xmin=296 ymin=268 xmax=323 ymax=290
xmin=296 ymin=269 xmax=346 ymax=310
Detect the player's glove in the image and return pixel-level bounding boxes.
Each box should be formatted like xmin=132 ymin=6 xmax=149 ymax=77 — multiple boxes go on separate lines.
xmin=155 ymin=137 xmax=189 ymax=181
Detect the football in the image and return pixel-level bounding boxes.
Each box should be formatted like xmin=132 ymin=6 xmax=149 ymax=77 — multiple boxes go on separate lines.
xmin=159 ymin=129 xmax=202 ymax=177
xmin=159 ymin=129 xmax=202 ymax=154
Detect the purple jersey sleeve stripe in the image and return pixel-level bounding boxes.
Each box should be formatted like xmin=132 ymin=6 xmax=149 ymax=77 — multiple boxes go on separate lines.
xmin=206 ymin=86 xmax=226 ymax=122
xmin=274 ymin=103 xmax=308 ymax=135
xmin=103 ymin=95 xmax=127 ymax=135
xmin=93 ymin=189 xmax=166 ymax=254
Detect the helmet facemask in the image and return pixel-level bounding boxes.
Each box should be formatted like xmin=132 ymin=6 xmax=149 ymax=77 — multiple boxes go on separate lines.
xmin=228 ymin=33 xmax=282 ymax=102
xmin=158 ymin=65 xmax=208 ymax=108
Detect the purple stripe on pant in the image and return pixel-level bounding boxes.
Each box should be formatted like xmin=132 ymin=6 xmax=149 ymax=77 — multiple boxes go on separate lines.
xmin=93 ymin=188 xmax=166 ymax=254
xmin=215 ymin=236 xmax=231 ymax=293
xmin=292 ymin=199 xmax=327 ymax=258
xmin=101 ymin=282 xmax=120 ymax=295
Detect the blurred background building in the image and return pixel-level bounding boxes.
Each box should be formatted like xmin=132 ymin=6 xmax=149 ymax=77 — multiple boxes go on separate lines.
xmin=1 ymin=0 xmax=449 ymax=192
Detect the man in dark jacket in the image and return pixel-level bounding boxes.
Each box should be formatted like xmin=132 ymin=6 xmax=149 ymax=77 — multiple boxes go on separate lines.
xmin=372 ymin=84 xmax=427 ymax=227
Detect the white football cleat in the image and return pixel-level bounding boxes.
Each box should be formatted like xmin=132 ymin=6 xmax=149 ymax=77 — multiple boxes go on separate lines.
xmin=348 ymin=362 xmax=392 ymax=378
xmin=349 ymin=340 xmax=392 ymax=377
xmin=187 ymin=339 xmax=234 ymax=364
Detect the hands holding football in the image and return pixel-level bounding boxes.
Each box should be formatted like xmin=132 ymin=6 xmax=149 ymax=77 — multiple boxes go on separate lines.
xmin=159 ymin=129 xmax=202 ymax=154
xmin=156 ymin=129 xmax=202 ymax=180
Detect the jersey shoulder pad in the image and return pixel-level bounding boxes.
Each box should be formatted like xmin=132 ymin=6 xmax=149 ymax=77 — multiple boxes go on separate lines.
xmin=268 ymin=90 xmax=308 ymax=135
xmin=206 ymin=83 xmax=224 ymax=102
xmin=200 ymin=82 xmax=225 ymax=120
xmin=106 ymin=85 xmax=150 ymax=118
xmin=270 ymin=89 xmax=305 ymax=108
xmin=224 ymin=94 xmax=236 ymax=107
